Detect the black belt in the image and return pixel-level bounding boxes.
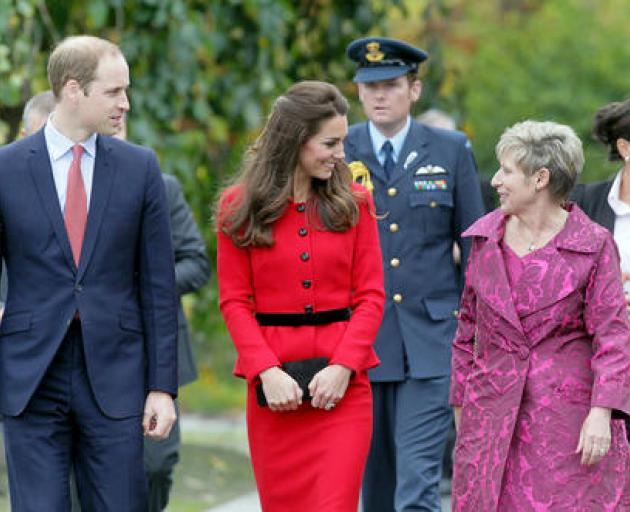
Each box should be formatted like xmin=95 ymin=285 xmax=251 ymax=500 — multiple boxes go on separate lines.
xmin=255 ymin=307 xmax=351 ymax=326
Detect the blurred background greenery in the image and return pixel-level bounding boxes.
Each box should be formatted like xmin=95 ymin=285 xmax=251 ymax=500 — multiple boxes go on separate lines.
xmin=1 ymin=0 xmax=630 ymax=416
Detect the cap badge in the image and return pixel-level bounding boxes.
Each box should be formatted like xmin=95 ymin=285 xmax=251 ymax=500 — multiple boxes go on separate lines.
xmin=365 ymin=42 xmax=385 ymax=62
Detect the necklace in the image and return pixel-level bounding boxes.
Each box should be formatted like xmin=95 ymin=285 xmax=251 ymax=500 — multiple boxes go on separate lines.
xmin=527 ymin=241 xmax=536 ymax=252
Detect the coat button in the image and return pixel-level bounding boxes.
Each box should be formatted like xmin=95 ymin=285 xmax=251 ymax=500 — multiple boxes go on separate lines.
xmin=304 ymin=304 xmax=313 ymax=314
xmin=300 ymin=252 xmax=310 ymax=262
xmin=298 ymin=228 xmax=308 ymax=237
xmin=390 ymin=258 xmax=400 ymax=268
xmin=302 ymin=280 xmax=312 ymax=289
xmin=388 ymin=187 xmax=397 ymax=197
xmin=429 ymin=200 xmax=437 ymax=208
xmin=296 ymin=204 xmax=306 ymax=212
xmin=389 ymin=223 xmax=399 ymax=233
xmin=75 ymin=284 xmax=83 ymax=292
xmin=393 ymin=293 xmax=403 ymax=303
xmin=517 ymin=346 xmax=530 ymax=360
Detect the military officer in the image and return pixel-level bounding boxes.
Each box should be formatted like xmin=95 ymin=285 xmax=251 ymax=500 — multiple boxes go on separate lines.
xmin=344 ymin=37 xmax=485 ymax=511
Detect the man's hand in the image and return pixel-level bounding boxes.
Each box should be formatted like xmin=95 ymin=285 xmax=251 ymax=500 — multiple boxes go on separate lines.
xmin=143 ymin=391 xmax=177 ymax=440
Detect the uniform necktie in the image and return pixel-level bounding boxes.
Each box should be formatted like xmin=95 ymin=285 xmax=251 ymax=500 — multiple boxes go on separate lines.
xmin=382 ymin=140 xmax=395 ymax=180
xmin=64 ymin=144 xmax=87 ymax=266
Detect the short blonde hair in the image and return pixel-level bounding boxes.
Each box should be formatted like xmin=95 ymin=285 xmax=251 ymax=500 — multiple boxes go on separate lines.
xmin=496 ymin=120 xmax=583 ymax=201
xmin=47 ymin=35 xmax=122 ymax=99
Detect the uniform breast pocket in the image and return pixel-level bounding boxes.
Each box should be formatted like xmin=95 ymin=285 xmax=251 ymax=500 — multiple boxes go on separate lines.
xmin=408 ymin=190 xmax=454 ymax=239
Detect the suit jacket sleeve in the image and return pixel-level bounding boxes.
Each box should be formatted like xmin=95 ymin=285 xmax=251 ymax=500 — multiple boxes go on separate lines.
xmin=164 ymin=175 xmax=211 ymax=296
xmin=140 ymin=151 xmax=179 ymax=396
xmin=453 ymin=138 xmax=485 ymax=289
xmin=584 ymin=234 xmax=630 ymax=417
xmin=329 ymin=191 xmax=385 ymax=372
xmin=449 ymin=240 xmax=478 ymax=406
xmin=217 ymin=191 xmax=281 ymax=382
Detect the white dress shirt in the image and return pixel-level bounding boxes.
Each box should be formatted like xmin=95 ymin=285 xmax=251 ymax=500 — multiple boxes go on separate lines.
xmin=44 ymin=117 xmax=97 ymax=211
xmin=607 ymin=170 xmax=630 ymax=290
xmin=368 ymin=116 xmax=412 ymax=167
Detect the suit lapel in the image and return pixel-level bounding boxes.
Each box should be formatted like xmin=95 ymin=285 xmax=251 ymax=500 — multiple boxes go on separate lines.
xmin=77 ymin=135 xmax=116 ymax=282
xmin=27 ymin=132 xmax=77 ymax=273
xmin=390 ymin=122 xmax=430 ymax=186
xmin=348 ymin=123 xmax=387 ymax=183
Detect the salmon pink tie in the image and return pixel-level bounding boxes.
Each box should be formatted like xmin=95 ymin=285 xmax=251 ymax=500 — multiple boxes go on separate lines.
xmin=64 ymin=144 xmax=87 ymax=266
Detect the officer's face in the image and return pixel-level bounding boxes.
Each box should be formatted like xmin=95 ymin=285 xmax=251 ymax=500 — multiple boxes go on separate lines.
xmin=296 ymin=114 xmax=348 ymax=182
xmin=492 ymin=154 xmax=539 ymax=215
xmin=357 ymin=76 xmax=421 ymax=137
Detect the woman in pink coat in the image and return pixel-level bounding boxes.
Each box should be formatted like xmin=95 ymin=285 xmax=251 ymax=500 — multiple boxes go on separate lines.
xmin=450 ymin=120 xmax=630 ymax=511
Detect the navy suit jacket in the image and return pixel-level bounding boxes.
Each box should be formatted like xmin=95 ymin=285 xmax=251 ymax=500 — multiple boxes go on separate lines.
xmin=571 ymin=179 xmax=615 ymax=231
xmin=0 ymin=130 xmax=178 ymax=417
xmin=344 ymin=121 xmax=485 ymax=381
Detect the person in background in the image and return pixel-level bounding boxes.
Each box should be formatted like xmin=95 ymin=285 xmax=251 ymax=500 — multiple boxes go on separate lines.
xmin=572 ymin=99 xmax=630 ymax=318
xmin=113 ymin=115 xmax=210 ymax=511
xmin=451 ymin=120 xmax=630 ymax=511
xmin=0 ymin=35 xmax=178 ymax=510
xmin=20 ymin=90 xmax=56 ymax=137
xmin=216 ymin=80 xmax=385 ymax=511
xmin=344 ymin=37 xmax=485 ymax=511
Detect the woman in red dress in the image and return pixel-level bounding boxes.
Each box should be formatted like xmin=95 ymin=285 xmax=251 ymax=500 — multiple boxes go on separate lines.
xmin=216 ymin=81 xmax=385 ymax=511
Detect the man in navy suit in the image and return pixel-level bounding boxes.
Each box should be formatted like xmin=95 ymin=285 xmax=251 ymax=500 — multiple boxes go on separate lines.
xmin=0 ymin=35 xmax=178 ymax=511
xmin=344 ymin=37 xmax=485 ymax=511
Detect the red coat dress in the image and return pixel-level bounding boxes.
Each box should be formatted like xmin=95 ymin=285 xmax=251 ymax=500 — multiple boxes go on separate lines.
xmin=217 ymin=184 xmax=385 ymax=512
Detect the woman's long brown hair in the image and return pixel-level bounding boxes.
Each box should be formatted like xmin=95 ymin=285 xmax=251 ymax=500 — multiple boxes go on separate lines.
xmin=216 ymin=81 xmax=361 ymax=248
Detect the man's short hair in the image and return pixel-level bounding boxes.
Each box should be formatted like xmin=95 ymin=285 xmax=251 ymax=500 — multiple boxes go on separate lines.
xmin=22 ymin=90 xmax=56 ymax=134
xmin=47 ymin=35 xmax=121 ymax=99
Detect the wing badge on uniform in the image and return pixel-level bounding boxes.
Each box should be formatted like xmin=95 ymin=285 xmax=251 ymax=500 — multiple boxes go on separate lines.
xmin=349 ymin=161 xmax=374 ymax=194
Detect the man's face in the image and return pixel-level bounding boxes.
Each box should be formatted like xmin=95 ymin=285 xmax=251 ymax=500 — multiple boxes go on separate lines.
xmin=357 ymin=76 xmax=421 ymax=136
xmin=76 ymin=53 xmax=130 ymax=136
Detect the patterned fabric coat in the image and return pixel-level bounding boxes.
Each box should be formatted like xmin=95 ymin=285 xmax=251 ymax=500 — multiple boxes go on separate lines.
xmin=450 ymin=205 xmax=630 ymax=511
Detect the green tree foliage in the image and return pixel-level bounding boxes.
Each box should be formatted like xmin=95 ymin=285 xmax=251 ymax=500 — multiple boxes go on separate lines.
xmin=0 ymin=0 xmax=400 ymax=411
xmin=394 ymin=0 xmax=630 ymax=180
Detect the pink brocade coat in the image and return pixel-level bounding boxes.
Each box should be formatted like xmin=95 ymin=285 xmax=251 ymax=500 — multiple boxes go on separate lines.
xmin=450 ymin=205 xmax=630 ymax=512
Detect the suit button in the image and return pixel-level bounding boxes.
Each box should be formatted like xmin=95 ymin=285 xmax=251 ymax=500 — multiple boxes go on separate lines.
xmin=304 ymin=304 xmax=313 ymax=314
xmin=387 ymin=187 xmax=397 ymax=197
xmin=389 ymin=223 xmax=399 ymax=233
xmin=75 ymin=284 xmax=83 ymax=292
xmin=390 ymin=258 xmax=400 ymax=268
xmin=302 ymin=280 xmax=312 ymax=289
xmin=300 ymin=252 xmax=310 ymax=262
xmin=298 ymin=228 xmax=308 ymax=237
xmin=517 ymin=346 xmax=530 ymax=360
xmin=429 ymin=200 xmax=438 ymax=208
xmin=296 ymin=204 xmax=306 ymax=212
xmin=393 ymin=293 xmax=403 ymax=303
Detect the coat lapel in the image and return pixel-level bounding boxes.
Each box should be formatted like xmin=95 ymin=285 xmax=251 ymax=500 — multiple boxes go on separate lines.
xmin=390 ymin=122 xmax=430 ymax=187
xmin=347 ymin=123 xmax=387 ymax=183
xmin=76 ymin=135 xmax=116 ymax=282
xmin=27 ymin=131 xmax=77 ymax=273
xmin=465 ymin=211 xmax=525 ymax=336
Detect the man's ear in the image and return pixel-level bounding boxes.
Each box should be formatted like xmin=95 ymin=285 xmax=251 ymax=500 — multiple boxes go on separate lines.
xmin=410 ymin=80 xmax=422 ymax=103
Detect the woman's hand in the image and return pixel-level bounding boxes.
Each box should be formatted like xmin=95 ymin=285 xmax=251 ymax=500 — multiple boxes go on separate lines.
xmin=576 ymin=406 xmax=612 ymax=465
xmin=622 ymin=272 xmax=630 ymax=319
xmin=309 ymin=364 xmax=352 ymax=410
xmin=453 ymin=406 xmax=462 ymax=434
xmin=259 ymin=367 xmax=303 ymax=412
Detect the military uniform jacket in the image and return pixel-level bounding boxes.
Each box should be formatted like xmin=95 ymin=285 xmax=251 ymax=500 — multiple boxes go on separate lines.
xmin=344 ymin=120 xmax=485 ymax=381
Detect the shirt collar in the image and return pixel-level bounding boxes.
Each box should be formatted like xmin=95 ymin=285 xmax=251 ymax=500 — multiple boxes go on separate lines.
xmin=44 ymin=115 xmax=98 ymax=161
xmin=368 ymin=116 xmax=412 ymax=162
xmin=607 ymin=170 xmax=630 ymax=216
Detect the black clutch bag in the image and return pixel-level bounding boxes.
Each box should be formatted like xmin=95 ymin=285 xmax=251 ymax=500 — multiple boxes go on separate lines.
xmin=256 ymin=357 xmax=329 ymax=407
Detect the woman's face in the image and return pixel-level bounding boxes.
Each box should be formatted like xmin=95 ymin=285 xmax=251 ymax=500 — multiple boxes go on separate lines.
xmin=491 ymin=153 xmax=538 ymax=215
xmin=296 ymin=114 xmax=348 ymax=182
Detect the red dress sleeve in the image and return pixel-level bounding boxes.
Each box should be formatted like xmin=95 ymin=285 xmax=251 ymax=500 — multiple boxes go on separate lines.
xmin=217 ymin=190 xmax=281 ymax=382
xmin=329 ymin=189 xmax=385 ymax=372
